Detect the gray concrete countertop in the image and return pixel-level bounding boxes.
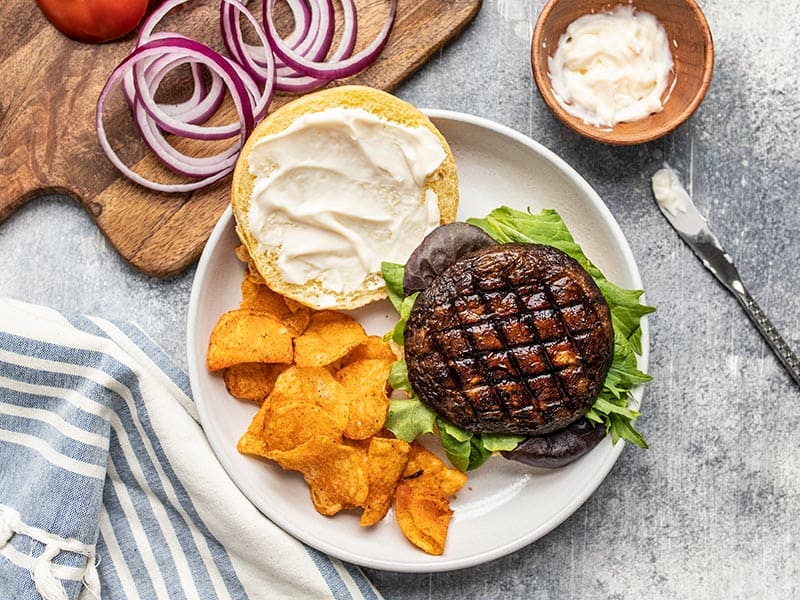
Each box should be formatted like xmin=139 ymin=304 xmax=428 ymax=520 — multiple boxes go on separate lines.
xmin=2 ymin=1 xmax=798 ymax=598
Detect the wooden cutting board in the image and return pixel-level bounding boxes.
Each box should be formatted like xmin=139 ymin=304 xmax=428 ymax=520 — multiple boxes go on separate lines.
xmin=0 ymin=0 xmax=481 ymax=277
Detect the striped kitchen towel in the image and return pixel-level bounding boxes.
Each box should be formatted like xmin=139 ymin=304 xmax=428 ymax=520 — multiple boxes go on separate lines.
xmin=0 ymin=297 xmax=382 ymax=600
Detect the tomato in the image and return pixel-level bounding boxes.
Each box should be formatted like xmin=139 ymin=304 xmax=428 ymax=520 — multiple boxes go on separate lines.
xmin=36 ymin=0 xmax=150 ymax=44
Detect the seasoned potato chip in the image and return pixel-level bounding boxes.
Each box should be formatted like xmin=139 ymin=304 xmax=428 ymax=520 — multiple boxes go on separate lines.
xmin=341 ymin=336 xmax=397 ymax=366
xmin=268 ymin=366 xmax=349 ymax=431
xmin=236 ymin=400 xmax=271 ymax=459
xmin=392 ymin=443 xmax=467 ymax=554
xmin=268 ymin=436 xmax=368 ymax=516
xmin=221 ymin=256 xmax=464 ymax=550
xmin=241 ymin=277 xmax=291 ymax=317
xmin=235 ymin=245 xmax=265 ymax=284
xmin=234 ymin=244 xmax=251 ymax=264
xmin=224 ymin=363 xmax=288 ymax=404
xmin=336 ymin=359 xmax=393 ymax=440
xmin=240 ymin=278 xmax=312 ymax=336
xmin=263 ymin=402 xmax=343 ymax=451
xmin=404 ymin=443 xmax=468 ymax=497
xmin=207 ymin=310 xmax=293 ymax=371
xmin=282 ymin=308 xmax=312 ymax=337
xmin=394 ymin=481 xmax=453 ymax=555
xmin=283 ymin=296 xmax=307 ymax=313
xmin=360 ymin=437 xmax=410 ymax=526
xmin=293 ymin=311 xmax=366 ymax=368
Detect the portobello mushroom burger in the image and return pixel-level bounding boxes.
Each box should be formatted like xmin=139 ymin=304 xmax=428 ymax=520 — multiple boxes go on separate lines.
xmin=386 ymin=218 xmax=650 ymax=469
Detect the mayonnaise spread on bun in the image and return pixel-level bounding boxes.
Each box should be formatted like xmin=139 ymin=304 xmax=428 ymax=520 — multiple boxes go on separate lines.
xmin=246 ymin=107 xmax=445 ymax=307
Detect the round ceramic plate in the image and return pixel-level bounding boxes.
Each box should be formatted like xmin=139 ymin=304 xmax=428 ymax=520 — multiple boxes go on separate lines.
xmin=186 ymin=110 xmax=649 ymax=572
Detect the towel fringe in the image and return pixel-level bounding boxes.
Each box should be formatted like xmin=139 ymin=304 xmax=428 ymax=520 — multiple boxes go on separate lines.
xmin=80 ymin=553 xmax=102 ymax=599
xmin=33 ymin=543 xmax=69 ymax=600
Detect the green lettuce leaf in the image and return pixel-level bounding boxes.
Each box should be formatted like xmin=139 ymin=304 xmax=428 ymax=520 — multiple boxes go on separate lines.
xmin=381 ymin=261 xmax=406 ymax=313
xmin=480 ymin=432 xmax=527 ymax=452
xmin=437 ymin=418 xmax=493 ymax=471
xmin=386 ymin=397 xmax=436 ymax=442
xmin=388 ymin=360 xmax=413 ymax=393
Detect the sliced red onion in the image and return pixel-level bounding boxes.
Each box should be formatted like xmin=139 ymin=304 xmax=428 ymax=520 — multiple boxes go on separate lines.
xmin=157 ymin=64 xmax=226 ymax=124
xmin=137 ymin=0 xmax=193 ymax=44
xmin=122 ymin=37 xmax=227 ymax=128
xmin=97 ymin=37 xmax=256 ymax=192
xmin=131 ymin=50 xmax=237 ymax=139
xmin=131 ymin=98 xmax=242 ymax=177
xmin=275 ymin=0 xmax=358 ymax=93
xmin=129 ymin=30 xmax=269 ymax=140
xmin=223 ymin=0 xmax=311 ymax=73
xmin=265 ymin=0 xmax=396 ymax=79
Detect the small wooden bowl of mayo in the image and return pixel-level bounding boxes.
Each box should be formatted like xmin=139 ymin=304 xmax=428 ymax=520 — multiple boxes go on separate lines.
xmin=532 ymin=0 xmax=714 ymax=145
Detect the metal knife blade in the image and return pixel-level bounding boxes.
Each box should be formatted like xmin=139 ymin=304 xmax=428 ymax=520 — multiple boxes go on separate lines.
xmin=651 ymin=167 xmax=800 ymax=387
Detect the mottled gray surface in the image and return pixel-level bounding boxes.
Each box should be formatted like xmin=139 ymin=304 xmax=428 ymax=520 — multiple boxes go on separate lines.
xmin=2 ymin=1 xmax=799 ymax=598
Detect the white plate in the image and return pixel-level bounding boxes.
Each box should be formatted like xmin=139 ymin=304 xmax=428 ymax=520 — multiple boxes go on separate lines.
xmin=186 ymin=110 xmax=649 ymax=572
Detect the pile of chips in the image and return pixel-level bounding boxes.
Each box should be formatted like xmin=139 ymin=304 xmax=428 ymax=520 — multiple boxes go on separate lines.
xmin=206 ymin=247 xmax=467 ymax=555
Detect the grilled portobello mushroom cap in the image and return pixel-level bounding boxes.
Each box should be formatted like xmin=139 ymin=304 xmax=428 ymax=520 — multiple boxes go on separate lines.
xmin=404 ymin=243 xmax=614 ymax=436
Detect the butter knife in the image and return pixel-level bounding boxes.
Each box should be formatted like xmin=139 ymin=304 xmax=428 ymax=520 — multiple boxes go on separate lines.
xmin=651 ymin=167 xmax=800 ymax=387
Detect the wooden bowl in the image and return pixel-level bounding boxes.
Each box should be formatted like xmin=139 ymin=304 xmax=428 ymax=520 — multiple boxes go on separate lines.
xmin=531 ymin=0 xmax=714 ymax=145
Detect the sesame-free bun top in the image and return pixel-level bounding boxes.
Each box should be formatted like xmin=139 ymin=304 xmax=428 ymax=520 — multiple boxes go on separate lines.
xmin=231 ymin=85 xmax=459 ymax=311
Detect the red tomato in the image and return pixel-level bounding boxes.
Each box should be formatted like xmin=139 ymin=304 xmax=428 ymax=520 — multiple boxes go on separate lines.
xmin=36 ymin=0 xmax=150 ymax=44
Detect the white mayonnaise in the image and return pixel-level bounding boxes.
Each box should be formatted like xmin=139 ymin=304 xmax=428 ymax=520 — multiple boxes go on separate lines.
xmin=246 ymin=107 xmax=445 ymax=307
xmin=548 ymin=4 xmax=674 ymax=128
xmin=651 ymin=166 xmax=690 ymax=215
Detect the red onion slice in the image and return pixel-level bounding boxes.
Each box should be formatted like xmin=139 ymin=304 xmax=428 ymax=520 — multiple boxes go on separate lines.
xmin=131 ymin=98 xmax=242 ymax=177
xmin=97 ymin=37 xmax=256 ymax=192
xmin=122 ymin=36 xmax=227 ymax=128
xmin=275 ymin=0 xmax=358 ymax=92
xmin=264 ymin=0 xmax=396 ymax=79
xmin=131 ymin=51 xmax=237 ymax=140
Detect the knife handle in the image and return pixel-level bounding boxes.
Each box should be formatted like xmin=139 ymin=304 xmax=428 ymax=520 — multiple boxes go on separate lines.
xmin=734 ymin=287 xmax=800 ymax=387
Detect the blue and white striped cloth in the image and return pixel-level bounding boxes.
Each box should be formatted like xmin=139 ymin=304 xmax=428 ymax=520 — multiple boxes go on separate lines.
xmin=0 ymin=298 xmax=382 ymax=600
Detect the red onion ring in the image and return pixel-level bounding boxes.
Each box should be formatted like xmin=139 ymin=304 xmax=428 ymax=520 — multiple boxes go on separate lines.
xmin=98 ymin=37 xmax=256 ymax=192
xmin=275 ymin=0 xmax=358 ymax=93
xmin=221 ymin=0 xmax=286 ymax=84
xmin=264 ymin=0 xmax=396 ymax=80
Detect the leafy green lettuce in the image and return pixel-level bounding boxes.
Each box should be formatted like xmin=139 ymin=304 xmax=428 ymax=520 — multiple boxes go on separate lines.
xmin=381 ymin=206 xmax=654 ymax=470
xmin=385 ymin=358 xmax=524 ymax=471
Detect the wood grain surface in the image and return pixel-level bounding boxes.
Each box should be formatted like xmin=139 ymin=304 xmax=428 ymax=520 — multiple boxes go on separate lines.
xmin=0 ymin=0 xmax=481 ymax=277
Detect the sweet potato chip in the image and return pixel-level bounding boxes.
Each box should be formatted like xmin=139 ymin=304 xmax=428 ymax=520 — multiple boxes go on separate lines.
xmin=341 ymin=336 xmax=397 ymax=366
xmin=267 ymin=435 xmax=368 ymax=516
xmin=394 ymin=481 xmax=453 ymax=555
xmin=360 ymin=437 xmax=410 ymax=526
xmin=207 ymin=309 xmax=294 ymax=371
xmin=224 ymin=363 xmax=288 ymax=404
xmin=336 ymin=359 xmax=393 ymax=440
xmin=293 ymin=311 xmax=366 ymax=368
xmin=268 ymin=366 xmax=349 ymax=431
